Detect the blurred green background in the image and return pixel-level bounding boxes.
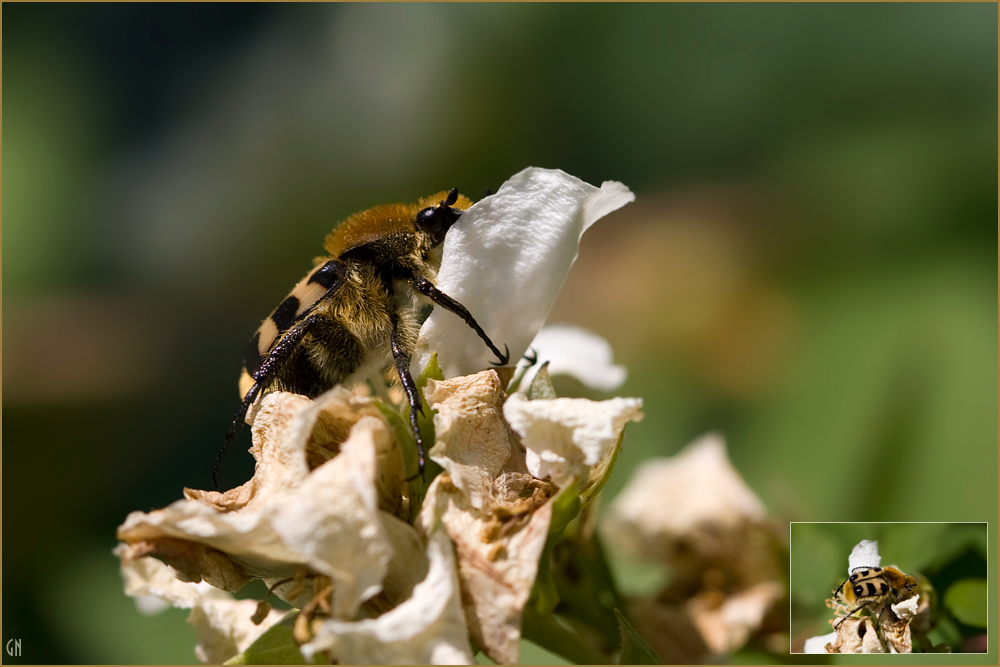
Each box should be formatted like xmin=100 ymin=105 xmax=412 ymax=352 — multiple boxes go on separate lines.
xmin=790 ymin=523 xmax=988 ymax=656
xmin=4 ymin=3 xmax=996 ymax=664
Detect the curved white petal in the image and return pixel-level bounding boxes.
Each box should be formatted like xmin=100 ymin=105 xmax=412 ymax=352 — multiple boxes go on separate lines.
xmin=891 ymin=594 xmax=920 ymax=621
xmin=413 ymin=167 xmax=634 ymax=379
xmin=503 ymin=392 xmax=643 ymax=487
xmin=518 ymin=323 xmax=628 ymax=392
xmin=848 ymin=539 xmax=881 ymax=574
xmin=803 ymin=632 xmax=836 ymax=654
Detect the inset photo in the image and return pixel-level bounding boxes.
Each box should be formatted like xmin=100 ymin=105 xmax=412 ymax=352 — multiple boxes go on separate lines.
xmin=790 ymin=522 xmax=988 ymax=654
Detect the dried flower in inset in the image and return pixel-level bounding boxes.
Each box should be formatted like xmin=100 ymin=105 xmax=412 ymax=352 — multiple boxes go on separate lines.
xmin=827 ymin=618 xmax=887 ymax=654
xmin=823 ymin=540 xmax=920 ymax=653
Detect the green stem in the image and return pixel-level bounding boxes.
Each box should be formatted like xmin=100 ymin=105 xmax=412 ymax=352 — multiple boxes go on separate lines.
xmin=522 ymin=614 xmax=613 ymax=665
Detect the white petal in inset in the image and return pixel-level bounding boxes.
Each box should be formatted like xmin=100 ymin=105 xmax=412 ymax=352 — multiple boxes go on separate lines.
xmin=503 ymin=392 xmax=644 ymax=487
xmin=848 ymin=540 xmax=881 ymax=574
xmin=302 ymin=529 xmax=475 ymax=665
xmin=517 ymin=324 xmax=628 ymax=392
xmin=413 ymin=167 xmax=634 ymax=379
xmin=891 ymin=594 xmax=920 ymax=621
xmin=803 ymin=632 xmax=837 ymax=654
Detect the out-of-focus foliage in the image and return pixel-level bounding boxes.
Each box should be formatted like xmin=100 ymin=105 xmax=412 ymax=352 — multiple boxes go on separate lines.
xmin=790 ymin=523 xmax=988 ymax=657
xmin=945 ymin=579 xmax=988 ymax=629
xmin=4 ymin=3 xmax=996 ymax=664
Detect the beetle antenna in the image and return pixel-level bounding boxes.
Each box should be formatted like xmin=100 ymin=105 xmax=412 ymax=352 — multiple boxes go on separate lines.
xmin=214 ymin=383 xmax=261 ymax=490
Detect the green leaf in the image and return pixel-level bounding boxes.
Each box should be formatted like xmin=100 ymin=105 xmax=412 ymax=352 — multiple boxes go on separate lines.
xmin=505 ymin=357 xmax=532 ymax=394
xmin=926 ymin=614 xmax=961 ymax=651
xmin=524 ymin=484 xmax=582 ymax=628
xmin=413 ymin=350 xmax=444 ymax=478
xmin=548 ymin=482 xmax=583 ymax=540
xmin=943 ymin=578 xmax=987 ymax=627
xmin=417 ymin=351 xmax=445 ymax=386
xmin=522 ymin=613 xmax=611 ymax=665
xmin=373 ymin=399 xmax=418 ymax=463
xmin=579 ymin=429 xmax=625 ymax=510
xmin=527 ymin=362 xmax=558 ymax=400
xmin=372 ymin=400 xmax=426 ymax=518
xmin=614 ymin=610 xmax=663 ymax=665
xmin=550 ymin=512 xmax=627 ymax=650
xmin=225 ymin=616 xmax=316 ymax=665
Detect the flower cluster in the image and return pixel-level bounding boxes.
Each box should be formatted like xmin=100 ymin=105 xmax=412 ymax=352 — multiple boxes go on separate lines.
xmin=117 ymin=169 xmax=644 ymax=663
xmin=116 ymin=168 xmax=787 ymax=664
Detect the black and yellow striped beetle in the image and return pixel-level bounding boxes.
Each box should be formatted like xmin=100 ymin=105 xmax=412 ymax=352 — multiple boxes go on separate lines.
xmin=832 ymin=565 xmax=918 ymax=629
xmin=217 ymin=188 xmax=508 ymax=486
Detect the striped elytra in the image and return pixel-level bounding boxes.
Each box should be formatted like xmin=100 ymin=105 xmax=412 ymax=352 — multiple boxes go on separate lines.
xmin=832 ymin=564 xmax=918 ymax=629
xmin=217 ymin=188 xmax=508 ymax=489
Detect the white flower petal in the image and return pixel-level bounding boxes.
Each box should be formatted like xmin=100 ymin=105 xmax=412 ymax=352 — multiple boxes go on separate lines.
xmin=302 ymin=529 xmax=474 ymax=665
xmin=848 ymin=539 xmax=881 ymax=574
xmin=518 ymin=324 xmax=628 ymax=392
xmin=891 ymin=594 xmax=920 ymax=621
xmin=268 ymin=416 xmax=395 ymax=617
xmin=503 ymin=392 xmax=643 ymax=487
xmin=803 ymin=632 xmax=837 ymax=654
xmin=418 ymin=471 xmax=554 ymax=665
xmin=117 ymin=542 xmax=231 ymax=609
xmin=413 ymin=167 xmax=634 ymax=379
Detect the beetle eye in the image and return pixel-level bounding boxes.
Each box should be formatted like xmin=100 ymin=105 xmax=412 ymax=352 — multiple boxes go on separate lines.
xmin=416 ymin=198 xmax=463 ymax=244
xmin=416 ymin=206 xmax=444 ymax=234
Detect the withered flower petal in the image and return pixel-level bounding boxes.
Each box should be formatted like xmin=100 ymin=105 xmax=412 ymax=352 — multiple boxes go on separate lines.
xmin=118 ymin=389 xmax=417 ymax=617
xmin=116 ymin=544 xmax=285 ymax=664
xmin=302 ymin=529 xmax=474 ymax=665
